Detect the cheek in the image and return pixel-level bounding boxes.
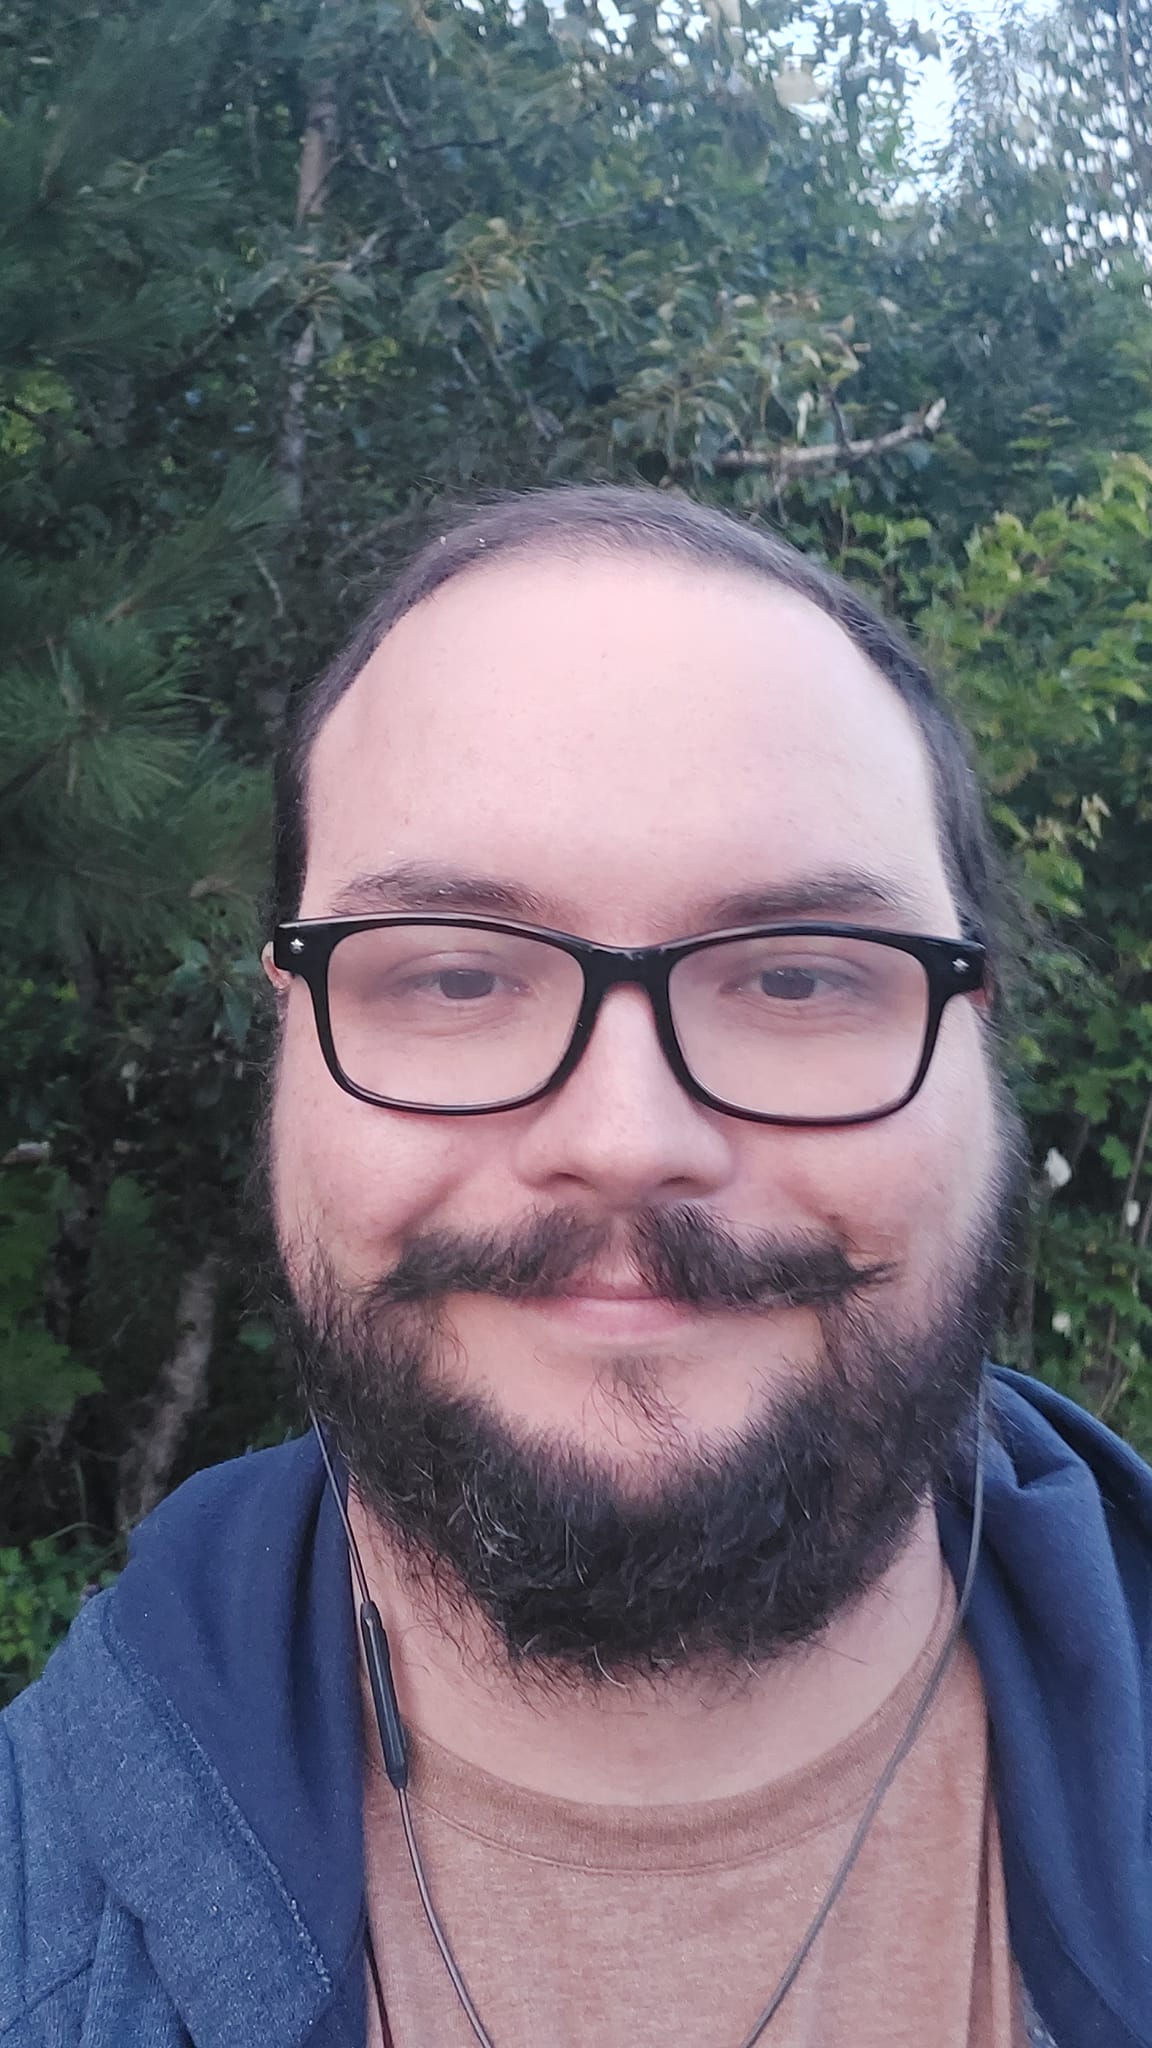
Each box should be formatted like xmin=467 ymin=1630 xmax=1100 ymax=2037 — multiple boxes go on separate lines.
xmin=270 ymin=993 xmax=481 ymax=1284
xmin=755 ymin=1010 xmax=997 ymax=1277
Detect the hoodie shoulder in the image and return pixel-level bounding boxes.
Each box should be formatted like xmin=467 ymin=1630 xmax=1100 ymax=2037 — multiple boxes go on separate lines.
xmin=118 ymin=1434 xmax=324 ymax=1598
xmin=950 ymin=1368 xmax=1152 ymax=2048
xmin=0 ymin=1599 xmax=118 ymax=2027
xmin=985 ymin=1364 xmax=1152 ymax=1633
xmin=1 ymin=1441 xmax=363 ymax=2047
xmin=0 ymin=1447 xmax=319 ymax=2028
xmin=107 ymin=1431 xmax=364 ymax=1989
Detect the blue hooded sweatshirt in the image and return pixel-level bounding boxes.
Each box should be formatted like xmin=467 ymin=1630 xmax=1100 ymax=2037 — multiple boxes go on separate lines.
xmin=1 ymin=1366 xmax=1150 ymax=2047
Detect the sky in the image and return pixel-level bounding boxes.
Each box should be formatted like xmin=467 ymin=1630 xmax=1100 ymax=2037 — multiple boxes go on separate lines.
xmin=884 ymin=0 xmax=1025 ymax=148
xmin=774 ymin=0 xmax=1030 ymax=159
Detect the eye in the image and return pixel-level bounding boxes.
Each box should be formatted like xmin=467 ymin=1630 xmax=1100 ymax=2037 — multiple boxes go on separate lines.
xmin=730 ymin=958 xmax=867 ymax=1004
xmin=755 ymin=966 xmax=823 ymax=1001
xmin=389 ymin=959 xmax=529 ymax=1005
xmin=423 ymin=968 xmax=502 ymax=1001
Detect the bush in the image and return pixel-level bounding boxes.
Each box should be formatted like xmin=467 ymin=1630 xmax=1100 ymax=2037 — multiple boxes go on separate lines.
xmin=0 ymin=1534 xmax=120 ymax=1708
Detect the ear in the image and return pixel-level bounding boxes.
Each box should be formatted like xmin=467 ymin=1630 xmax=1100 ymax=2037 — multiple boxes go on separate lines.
xmin=262 ymin=940 xmax=290 ymax=994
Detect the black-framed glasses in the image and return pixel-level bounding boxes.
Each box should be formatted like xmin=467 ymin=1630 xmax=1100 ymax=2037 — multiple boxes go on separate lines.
xmin=272 ymin=916 xmax=986 ymax=1128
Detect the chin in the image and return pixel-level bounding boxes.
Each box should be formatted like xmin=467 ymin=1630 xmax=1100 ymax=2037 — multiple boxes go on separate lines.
xmin=455 ymin=1367 xmax=778 ymax=1498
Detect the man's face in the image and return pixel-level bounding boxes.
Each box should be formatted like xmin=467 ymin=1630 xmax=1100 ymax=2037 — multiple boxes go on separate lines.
xmin=268 ymin=551 xmax=1013 ymax=1671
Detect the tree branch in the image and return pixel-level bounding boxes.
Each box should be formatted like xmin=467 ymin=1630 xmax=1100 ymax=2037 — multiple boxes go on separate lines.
xmin=407 ymin=134 xmax=503 ymax=154
xmin=250 ymin=548 xmax=286 ymax=618
xmin=713 ymin=397 xmax=946 ymax=477
xmin=116 ymin=1251 xmax=223 ymax=1532
xmin=1120 ymin=1082 xmax=1152 ymax=1224
xmin=1115 ymin=0 xmax=1147 ymax=240
xmin=465 ymin=313 xmax=561 ymax=443
xmin=278 ymin=226 xmax=387 ymax=517
xmin=350 ymin=138 xmax=430 ymax=231
xmin=379 ymin=69 xmax=415 ymax=135
xmin=2 ymin=1141 xmax=51 ymax=1166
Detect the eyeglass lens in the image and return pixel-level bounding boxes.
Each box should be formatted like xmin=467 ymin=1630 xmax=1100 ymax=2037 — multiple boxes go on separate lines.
xmin=323 ymin=924 xmax=932 ymax=1117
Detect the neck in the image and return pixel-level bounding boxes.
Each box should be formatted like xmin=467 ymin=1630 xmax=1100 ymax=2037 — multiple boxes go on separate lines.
xmin=349 ymin=1498 xmax=947 ymax=1806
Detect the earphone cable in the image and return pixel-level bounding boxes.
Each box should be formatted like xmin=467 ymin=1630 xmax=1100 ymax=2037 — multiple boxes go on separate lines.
xmin=397 ymin=1784 xmax=496 ymax=2047
xmin=734 ymin=1376 xmax=988 ymax=2046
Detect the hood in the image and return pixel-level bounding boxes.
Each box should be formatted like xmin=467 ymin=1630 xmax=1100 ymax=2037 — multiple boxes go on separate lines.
xmin=938 ymin=1369 xmax=1152 ymax=2047
xmin=42 ymin=1368 xmax=1152 ymax=2047
xmin=40 ymin=1431 xmax=364 ymax=2048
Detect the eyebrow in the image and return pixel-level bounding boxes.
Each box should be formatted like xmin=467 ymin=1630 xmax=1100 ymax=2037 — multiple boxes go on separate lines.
xmin=320 ymin=863 xmax=930 ymax=931
xmin=324 ymin=864 xmax=553 ymax=921
xmin=690 ymin=870 xmax=930 ymax=930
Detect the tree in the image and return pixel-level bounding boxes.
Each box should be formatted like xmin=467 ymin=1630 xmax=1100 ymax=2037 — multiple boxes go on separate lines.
xmin=0 ymin=0 xmax=286 ymax=1534
xmin=920 ymin=456 xmax=1152 ymax=1440
xmin=2 ymin=0 xmax=1152 ymax=1688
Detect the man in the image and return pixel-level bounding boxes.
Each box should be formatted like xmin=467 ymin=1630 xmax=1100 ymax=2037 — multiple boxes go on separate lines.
xmin=3 ymin=485 xmax=1150 ymax=2048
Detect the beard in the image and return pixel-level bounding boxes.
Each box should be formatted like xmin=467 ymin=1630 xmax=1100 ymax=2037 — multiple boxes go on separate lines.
xmin=276 ymin=1127 xmax=1028 ymax=1689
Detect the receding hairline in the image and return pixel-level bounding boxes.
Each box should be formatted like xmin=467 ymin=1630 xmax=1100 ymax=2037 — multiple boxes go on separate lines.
xmin=300 ymin=529 xmax=943 ymax=910
xmin=275 ymin=483 xmax=1003 ymax=967
xmin=299 ymin=516 xmax=891 ymax=754
xmin=316 ymin=530 xmax=874 ymax=725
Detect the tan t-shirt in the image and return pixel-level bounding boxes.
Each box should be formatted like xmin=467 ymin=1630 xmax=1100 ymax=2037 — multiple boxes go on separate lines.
xmin=363 ymin=1586 xmax=1027 ymax=2047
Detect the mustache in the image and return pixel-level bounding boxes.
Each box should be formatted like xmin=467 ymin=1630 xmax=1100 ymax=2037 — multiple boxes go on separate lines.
xmin=367 ymin=1206 xmax=892 ymax=1315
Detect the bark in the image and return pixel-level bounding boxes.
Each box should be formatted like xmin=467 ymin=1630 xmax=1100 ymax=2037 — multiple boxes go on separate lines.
xmin=296 ymin=77 xmax=337 ymax=226
xmin=278 ymin=318 xmax=317 ymax=519
xmin=278 ymin=74 xmax=339 ymax=516
xmin=116 ymin=1251 xmax=223 ymax=1533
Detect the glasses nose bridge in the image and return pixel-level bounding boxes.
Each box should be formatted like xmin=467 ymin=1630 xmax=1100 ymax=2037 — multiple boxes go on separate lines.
xmin=583 ymin=943 xmax=671 ymax=1006
xmin=576 ymin=946 xmax=678 ymax=1070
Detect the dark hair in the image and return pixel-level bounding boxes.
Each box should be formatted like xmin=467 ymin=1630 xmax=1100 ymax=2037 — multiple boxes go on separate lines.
xmin=273 ymin=483 xmax=1004 ymax=965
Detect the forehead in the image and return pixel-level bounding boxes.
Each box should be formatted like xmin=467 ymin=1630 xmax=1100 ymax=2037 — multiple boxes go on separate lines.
xmin=301 ymin=552 xmax=957 ymax=935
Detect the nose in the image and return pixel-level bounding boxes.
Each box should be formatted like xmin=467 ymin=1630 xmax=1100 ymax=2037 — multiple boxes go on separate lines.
xmin=511 ymin=983 xmax=735 ymax=1211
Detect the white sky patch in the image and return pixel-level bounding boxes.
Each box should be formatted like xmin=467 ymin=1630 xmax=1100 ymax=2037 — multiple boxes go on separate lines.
xmin=885 ymin=0 xmax=1036 ymax=149
xmin=556 ymin=0 xmax=1046 ymax=170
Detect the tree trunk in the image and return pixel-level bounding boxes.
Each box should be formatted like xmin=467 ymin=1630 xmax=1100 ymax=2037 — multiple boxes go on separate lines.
xmin=116 ymin=1251 xmax=223 ymax=1533
xmin=278 ymin=318 xmax=317 ymax=518
xmin=296 ymin=76 xmax=337 ymax=226
xmin=278 ymin=75 xmax=339 ymax=516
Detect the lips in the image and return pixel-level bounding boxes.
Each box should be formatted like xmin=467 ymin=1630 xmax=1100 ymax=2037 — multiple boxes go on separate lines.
xmin=516 ymin=1269 xmax=696 ymax=1336
xmin=552 ymin=1271 xmax=665 ymax=1304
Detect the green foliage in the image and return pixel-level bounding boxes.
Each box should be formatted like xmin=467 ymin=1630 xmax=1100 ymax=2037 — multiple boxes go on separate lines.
xmin=2 ymin=0 xmax=1152 ymax=1681
xmin=0 ymin=1171 xmax=99 ymax=1454
xmin=0 ymin=1533 xmax=120 ymax=1707
xmin=909 ymin=457 xmax=1152 ymax=1439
